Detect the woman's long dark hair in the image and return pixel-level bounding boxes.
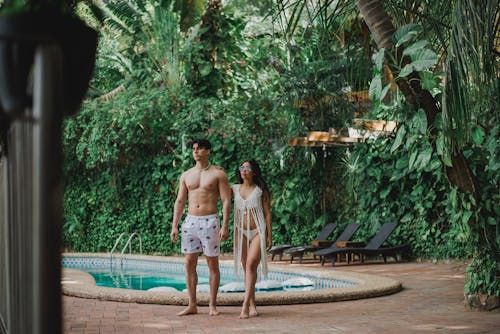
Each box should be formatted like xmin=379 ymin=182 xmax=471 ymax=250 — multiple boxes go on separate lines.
xmin=236 ymin=159 xmax=270 ymax=199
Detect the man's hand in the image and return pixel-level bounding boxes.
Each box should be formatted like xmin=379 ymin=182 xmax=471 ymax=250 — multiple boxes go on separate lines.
xmin=219 ymin=225 xmax=229 ymax=242
xmin=170 ymin=226 xmax=179 ymax=243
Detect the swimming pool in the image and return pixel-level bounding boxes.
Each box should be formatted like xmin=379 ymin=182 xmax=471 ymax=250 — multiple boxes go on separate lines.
xmin=61 ymin=253 xmax=403 ymax=306
xmin=62 ymin=254 xmax=354 ymax=292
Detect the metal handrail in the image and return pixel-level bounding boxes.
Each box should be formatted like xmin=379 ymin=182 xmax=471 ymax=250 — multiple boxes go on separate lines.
xmin=109 ymin=232 xmax=128 ymax=261
xmin=119 ymin=232 xmax=143 ymax=258
xmin=110 ymin=232 xmax=142 ymax=267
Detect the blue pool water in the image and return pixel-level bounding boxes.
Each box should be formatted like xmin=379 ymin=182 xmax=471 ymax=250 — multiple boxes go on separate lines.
xmin=62 ymin=255 xmax=357 ymax=292
xmin=87 ymin=269 xmax=212 ymax=291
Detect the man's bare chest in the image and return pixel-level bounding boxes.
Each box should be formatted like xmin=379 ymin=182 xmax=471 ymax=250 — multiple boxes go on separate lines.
xmin=185 ymin=173 xmax=218 ymax=192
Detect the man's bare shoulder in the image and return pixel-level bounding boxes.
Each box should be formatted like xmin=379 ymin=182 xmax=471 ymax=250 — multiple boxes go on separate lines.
xmin=181 ymin=167 xmax=197 ymax=177
xmin=212 ymin=165 xmax=228 ymax=174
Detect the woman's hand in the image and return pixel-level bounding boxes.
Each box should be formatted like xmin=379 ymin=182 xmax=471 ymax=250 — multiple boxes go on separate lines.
xmin=219 ymin=224 xmax=229 ymax=242
xmin=266 ymin=235 xmax=272 ymax=251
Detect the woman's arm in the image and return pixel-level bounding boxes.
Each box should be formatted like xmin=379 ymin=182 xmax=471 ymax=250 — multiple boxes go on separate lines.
xmin=262 ymin=191 xmax=272 ymax=250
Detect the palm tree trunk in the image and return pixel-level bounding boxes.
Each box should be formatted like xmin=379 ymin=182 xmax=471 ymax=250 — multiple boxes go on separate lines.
xmin=355 ymin=0 xmax=477 ymax=195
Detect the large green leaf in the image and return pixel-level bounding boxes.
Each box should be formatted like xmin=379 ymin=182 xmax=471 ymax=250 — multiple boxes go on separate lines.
xmin=369 ymin=74 xmax=382 ymax=101
xmin=410 ymin=49 xmax=438 ymax=71
xmin=395 ymin=156 xmax=409 ymax=173
xmin=403 ymin=40 xmax=429 ymax=57
xmin=436 ymin=132 xmax=445 ymax=159
xmin=390 ymin=126 xmax=406 ymax=153
xmin=380 ymin=83 xmax=392 ymax=101
xmin=471 ymin=125 xmax=485 ymax=145
xmin=414 ymin=109 xmax=428 ymax=134
xmin=374 ymin=48 xmax=385 ymax=72
xmin=394 ymin=23 xmax=422 ymax=47
xmin=417 ymin=147 xmax=433 ymax=170
xmin=420 ymin=71 xmax=440 ymax=91
xmin=398 ymin=63 xmax=414 ymax=78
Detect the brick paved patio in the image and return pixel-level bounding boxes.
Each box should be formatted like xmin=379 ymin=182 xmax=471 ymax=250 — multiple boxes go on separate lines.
xmin=63 ymin=260 xmax=500 ymax=333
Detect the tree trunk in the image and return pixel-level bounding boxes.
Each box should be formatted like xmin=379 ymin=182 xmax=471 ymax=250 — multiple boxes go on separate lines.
xmin=354 ymin=0 xmax=477 ymax=195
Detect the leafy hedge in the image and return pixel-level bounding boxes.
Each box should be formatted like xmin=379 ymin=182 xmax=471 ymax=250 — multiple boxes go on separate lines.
xmin=62 ymin=81 xmax=328 ymax=254
xmin=62 ymin=3 xmax=498 ymax=297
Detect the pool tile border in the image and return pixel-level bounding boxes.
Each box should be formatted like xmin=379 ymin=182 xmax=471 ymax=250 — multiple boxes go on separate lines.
xmin=61 ymin=253 xmax=403 ymax=306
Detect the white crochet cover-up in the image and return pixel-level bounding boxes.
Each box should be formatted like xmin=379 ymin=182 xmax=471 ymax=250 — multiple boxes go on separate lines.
xmin=232 ymin=184 xmax=268 ymax=279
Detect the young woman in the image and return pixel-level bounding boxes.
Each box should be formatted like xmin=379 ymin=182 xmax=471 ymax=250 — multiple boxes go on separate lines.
xmin=232 ymin=159 xmax=272 ymax=319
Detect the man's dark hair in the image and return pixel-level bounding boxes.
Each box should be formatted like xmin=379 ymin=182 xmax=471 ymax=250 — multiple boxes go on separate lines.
xmin=190 ymin=138 xmax=212 ymax=150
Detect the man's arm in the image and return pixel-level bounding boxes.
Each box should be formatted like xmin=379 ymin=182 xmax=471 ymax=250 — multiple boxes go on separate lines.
xmin=170 ymin=173 xmax=187 ymax=243
xmin=218 ymin=171 xmax=231 ymax=242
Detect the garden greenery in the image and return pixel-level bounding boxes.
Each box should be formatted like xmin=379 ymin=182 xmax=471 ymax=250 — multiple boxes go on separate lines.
xmin=63 ymin=2 xmax=499 ymax=299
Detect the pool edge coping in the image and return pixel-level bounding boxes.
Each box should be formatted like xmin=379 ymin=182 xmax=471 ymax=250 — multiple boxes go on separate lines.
xmin=61 ymin=253 xmax=403 ymax=306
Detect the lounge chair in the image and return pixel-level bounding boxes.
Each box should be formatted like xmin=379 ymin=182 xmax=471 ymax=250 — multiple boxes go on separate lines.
xmin=315 ymin=222 xmax=409 ymax=266
xmin=268 ymin=223 xmax=337 ymax=261
xmin=284 ymin=223 xmax=360 ymax=264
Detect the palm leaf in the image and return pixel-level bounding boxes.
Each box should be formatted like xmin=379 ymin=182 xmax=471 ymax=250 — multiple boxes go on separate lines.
xmin=443 ymin=0 xmax=500 ymax=149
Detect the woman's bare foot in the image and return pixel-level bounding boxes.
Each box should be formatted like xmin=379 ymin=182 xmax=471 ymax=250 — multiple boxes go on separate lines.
xmin=209 ymin=306 xmax=220 ymax=316
xmin=239 ymin=305 xmax=250 ymax=319
xmin=249 ymin=306 xmax=258 ymax=317
xmin=176 ymin=305 xmax=198 ymax=316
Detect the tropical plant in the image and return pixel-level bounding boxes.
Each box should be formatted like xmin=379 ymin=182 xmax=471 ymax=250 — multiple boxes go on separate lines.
xmin=273 ymin=0 xmax=500 ymax=306
xmin=60 ymin=0 xmax=499 ymax=309
xmin=77 ymin=0 xmax=188 ymax=96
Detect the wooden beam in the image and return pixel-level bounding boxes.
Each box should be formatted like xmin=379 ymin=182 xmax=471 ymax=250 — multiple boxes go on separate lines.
xmin=288 ymin=137 xmax=363 ymax=147
xmin=329 ymin=128 xmax=346 ymax=137
xmin=351 ymin=118 xmax=398 ymax=132
xmin=307 ymin=131 xmax=331 ymax=141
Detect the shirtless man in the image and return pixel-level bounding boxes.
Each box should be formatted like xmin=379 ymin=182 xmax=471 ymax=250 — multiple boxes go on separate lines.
xmin=170 ymin=138 xmax=231 ymax=316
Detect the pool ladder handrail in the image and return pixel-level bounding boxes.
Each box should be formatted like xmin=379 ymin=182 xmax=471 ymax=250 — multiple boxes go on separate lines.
xmin=110 ymin=232 xmax=143 ymax=265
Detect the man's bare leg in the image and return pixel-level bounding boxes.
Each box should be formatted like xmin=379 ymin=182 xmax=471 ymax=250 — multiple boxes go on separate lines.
xmin=206 ymin=256 xmax=221 ymax=316
xmin=177 ymin=253 xmax=199 ymax=316
xmin=240 ymin=236 xmax=261 ymax=319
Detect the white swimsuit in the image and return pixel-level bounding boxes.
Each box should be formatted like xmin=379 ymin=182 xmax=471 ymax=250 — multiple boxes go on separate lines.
xmin=232 ymin=184 xmax=268 ymax=279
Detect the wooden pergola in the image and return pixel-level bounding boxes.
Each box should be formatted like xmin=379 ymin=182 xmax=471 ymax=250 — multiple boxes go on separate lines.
xmin=288 ymin=119 xmax=398 ymax=147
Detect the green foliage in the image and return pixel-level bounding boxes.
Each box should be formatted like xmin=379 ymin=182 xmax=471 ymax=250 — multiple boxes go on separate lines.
xmin=466 ymin=252 xmax=500 ymax=297
xmin=62 ymin=1 xmax=499 ymax=298
xmin=182 ymin=4 xmax=248 ymax=97
xmin=343 ymin=26 xmax=499 ymax=296
xmin=62 ymin=4 xmax=325 ymax=254
xmin=86 ymin=0 xmax=185 ymax=95
xmin=63 ymin=84 xmax=179 ymax=253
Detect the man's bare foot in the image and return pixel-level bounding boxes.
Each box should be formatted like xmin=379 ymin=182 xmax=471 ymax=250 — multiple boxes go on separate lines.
xmin=209 ymin=306 xmax=220 ymax=316
xmin=176 ymin=305 xmax=198 ymax=316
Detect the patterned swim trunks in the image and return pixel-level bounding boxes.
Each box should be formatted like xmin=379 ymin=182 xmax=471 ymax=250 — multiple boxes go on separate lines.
xmin=181 ymin=214 xmax=220 ymax=257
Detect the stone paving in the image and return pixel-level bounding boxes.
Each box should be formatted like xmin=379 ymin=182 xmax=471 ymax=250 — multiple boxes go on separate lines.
xmin=63 ymin=259 xmax=500 ymax=334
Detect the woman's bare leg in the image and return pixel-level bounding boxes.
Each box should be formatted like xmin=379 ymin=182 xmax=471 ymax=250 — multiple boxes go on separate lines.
xmin=240 ymin=235 xmax=262 ymax=319
xmin=239 ymin=235 xmax=249 ymax=318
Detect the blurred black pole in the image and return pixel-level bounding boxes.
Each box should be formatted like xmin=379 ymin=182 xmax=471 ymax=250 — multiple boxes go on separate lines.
xmin=0 ymin=6 xmax=97 ymax=334
xmin=32 ymin=44 xmax=64 ymax=334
